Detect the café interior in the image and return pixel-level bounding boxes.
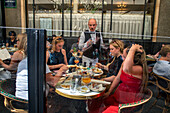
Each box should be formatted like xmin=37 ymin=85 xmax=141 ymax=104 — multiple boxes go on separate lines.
xmin=0 ymin=0 xmax=170 ymax=113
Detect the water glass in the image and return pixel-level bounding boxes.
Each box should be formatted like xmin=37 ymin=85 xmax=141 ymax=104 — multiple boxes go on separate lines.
xmin=70 ymin=75 xmax=81 ymax=93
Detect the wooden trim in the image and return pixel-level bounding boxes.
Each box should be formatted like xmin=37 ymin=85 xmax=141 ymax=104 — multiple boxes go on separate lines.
xmin=152 ymin=0 xmax=161 ymax=42
xmin=21 ymin=0 xmax=26 ymax=33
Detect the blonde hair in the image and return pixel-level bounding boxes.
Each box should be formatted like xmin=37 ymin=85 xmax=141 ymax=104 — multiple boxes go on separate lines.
xmin=51 ymin=36 xmax=64 ymax=52
xmin=17 ymin=33 xmax=27 ymax=51
xmin=110 ymin=39 xmax=124 ymax=53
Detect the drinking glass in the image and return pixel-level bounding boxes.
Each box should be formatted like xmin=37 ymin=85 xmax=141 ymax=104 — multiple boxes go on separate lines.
xmin=70 ymin=75 xmax=81 ymax=93
xmin=14 ymin=44 xmax=17 ymax=48
xmin=1 ymin=43 xmax=5 ymax=49
xmin=82 ymin=75 xmax=91 ymax=86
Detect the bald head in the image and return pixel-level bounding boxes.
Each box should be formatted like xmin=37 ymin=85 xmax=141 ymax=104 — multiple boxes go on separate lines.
xmin=88 ymin=18 xmax=97 ymax=32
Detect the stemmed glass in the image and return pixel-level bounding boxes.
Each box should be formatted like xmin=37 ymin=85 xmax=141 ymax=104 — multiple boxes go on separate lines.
xmin=74 ymin=57 xmax=79 ymax=65
xmin=74 ymin=57 xmax=79 ymax=74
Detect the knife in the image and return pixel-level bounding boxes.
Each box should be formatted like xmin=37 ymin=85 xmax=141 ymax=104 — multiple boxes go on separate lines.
xmin=61 ymin=75 xmax=70 ymax=84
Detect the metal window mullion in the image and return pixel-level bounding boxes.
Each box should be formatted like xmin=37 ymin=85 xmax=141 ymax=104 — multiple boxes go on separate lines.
xmin=110 ymin=0 xmax=113 ymax=31
xmin=70 ymin=0 xmax=73 ymax=38
xmin=142 ymin=0 xmax=148 ymax=40
xmin=101 ymin=0 xmax=104 ymax=33
xmin=28 ymin=29 xmax=46 ymax=113
xmin=62 ymin=0 xmax=64 ymax=36
xmin=33 ymin=0 xmax=35 ymax=28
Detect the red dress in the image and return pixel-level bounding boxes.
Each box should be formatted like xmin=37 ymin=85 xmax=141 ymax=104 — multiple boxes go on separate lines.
xmin=88 ymin=70 xmax=142 ymax=113
xmin=103 ymin=70 xmax=142 ymax=113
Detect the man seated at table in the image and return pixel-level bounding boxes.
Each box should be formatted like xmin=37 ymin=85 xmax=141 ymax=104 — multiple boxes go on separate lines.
xmin=6 ymin=31 xmax=17 ymax=47
xmin=153 ymin=45 xmax=170 ymax=79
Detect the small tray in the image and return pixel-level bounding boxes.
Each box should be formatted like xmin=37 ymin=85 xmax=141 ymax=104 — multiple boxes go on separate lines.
xmin=79 ymin=86 xmax=90 ymax=93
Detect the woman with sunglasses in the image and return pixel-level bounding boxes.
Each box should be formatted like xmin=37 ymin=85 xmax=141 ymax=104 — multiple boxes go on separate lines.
xmin=0 ymin=33 xmax=27 ymax=73
xmin=89 ymin=44 xmax=148 ymax=113
xmin=96 ymin=39 xmax=124 ymax=78
xmin=102 ymin=44 xmax=148 ymax=113
xmin=46 ymin=36 xmax=68 ymax=70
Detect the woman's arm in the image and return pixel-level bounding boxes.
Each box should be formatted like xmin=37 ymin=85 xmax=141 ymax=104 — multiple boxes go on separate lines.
xmin=46 ymin=50 xmax=50 ymax=64
xmin=62 ymin=49 xmax=68 ymax=65
xmin=96 ymin=63 xmax=108 ymax=71
xmin=103 ymin=65 xmax=122 ymax=98
xmin=48 ymin=64 xmax=65 ymax=70
xmin=123 ymin=44 xmax=143 ymax=75
xmin=103 ymin=75 xmax=115 ymax=82
xmin=46 ymin=65 xmax=68 ymax=87
xmin=0 ymin=51 xmax=23 ymax=71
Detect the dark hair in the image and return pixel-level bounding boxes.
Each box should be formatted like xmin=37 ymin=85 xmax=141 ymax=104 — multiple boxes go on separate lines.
xmin=159 ymin=45 xmax=170 ymax=57
xmin=52 ymin=34 xmax=56 ymax=38
xmin=9 ymin=31 xmax=16 ymax=36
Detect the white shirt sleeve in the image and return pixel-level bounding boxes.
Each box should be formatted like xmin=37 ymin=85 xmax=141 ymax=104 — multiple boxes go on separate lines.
xmin=46 ymin=64 xmax=51 ymax=74
xmin=79 ymin=32 xmax=85 ymax=50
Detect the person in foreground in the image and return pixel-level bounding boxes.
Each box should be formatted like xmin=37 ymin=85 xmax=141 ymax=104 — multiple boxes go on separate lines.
xmin=102 ymin=44 xmax=148 ymax=113
xmin=88 ymin=44 xmax=148 ymax=113
xmin=15 ymin=39 xmax=68 ymax=100
xmin=0 ymin=33 xmax=27 ymax=72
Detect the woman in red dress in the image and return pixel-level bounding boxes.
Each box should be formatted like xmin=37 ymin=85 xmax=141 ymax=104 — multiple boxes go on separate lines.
xmin=88 ymin=44 xmax=148 ymax=113
xmin=102 ymin=44 xmax=148 ymax=113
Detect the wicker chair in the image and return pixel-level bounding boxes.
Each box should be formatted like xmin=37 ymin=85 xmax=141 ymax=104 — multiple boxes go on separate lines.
xmin=118 ymin=88 xmax=153 ymax=113
xmin=0 ymin=79 xmax=28 ymax=113
xmin=148 ymin=72 xmax=170 ymax=113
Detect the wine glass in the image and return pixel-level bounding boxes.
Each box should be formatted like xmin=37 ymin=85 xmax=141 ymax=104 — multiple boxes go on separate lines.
xmin=74 ymin=57 xmax=79 ymax=65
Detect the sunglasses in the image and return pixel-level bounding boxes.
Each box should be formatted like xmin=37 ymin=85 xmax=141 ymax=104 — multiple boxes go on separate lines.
xmin=111 ymin=40 xmax=120 ymax=48
xmin=16 ymin=39 xmax=20 ymax=41
xmin=57 ymin=37 xmax=63 ymax=40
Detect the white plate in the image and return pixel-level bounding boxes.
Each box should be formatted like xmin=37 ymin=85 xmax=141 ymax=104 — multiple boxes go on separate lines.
xmin=89 ymin=84 xmax=106 ymax=92
xmin=0 ymin=68 xmax=4 ymax=71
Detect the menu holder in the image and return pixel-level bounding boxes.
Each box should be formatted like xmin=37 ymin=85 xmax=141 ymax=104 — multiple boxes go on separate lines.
xmin=0 ymin=48 xmax=11 ymax=60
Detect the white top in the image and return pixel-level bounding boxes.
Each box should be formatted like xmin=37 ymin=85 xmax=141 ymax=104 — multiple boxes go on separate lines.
xmin=153 ymin=60 xmax=170 ymax=79
xmin=15 ymin=58 xmax=51 ymax=100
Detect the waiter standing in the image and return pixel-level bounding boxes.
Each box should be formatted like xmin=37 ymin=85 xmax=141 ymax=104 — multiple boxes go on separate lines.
xmin=79 ymin=18 xmax=105 ymax=66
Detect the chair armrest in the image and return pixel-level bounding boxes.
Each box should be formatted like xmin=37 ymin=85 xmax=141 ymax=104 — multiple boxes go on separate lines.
xmin=118 ymin=89 xmax=152 ymax=113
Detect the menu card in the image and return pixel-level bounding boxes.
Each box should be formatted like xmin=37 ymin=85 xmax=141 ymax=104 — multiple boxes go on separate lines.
xmin=0 ymin=49 xmax=11 ymax=60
